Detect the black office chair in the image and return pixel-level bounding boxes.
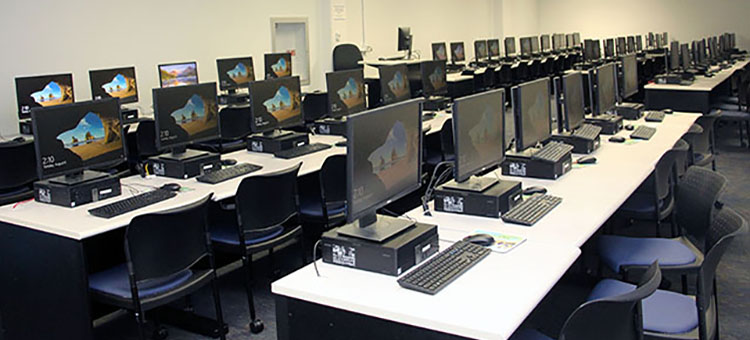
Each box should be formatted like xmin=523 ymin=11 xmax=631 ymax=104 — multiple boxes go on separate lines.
xmin=672 ymin=139 xmax=690 ymax=179
xmin=88 ymin=194 xmax=226 ymax=340
xmin=0 ymin=139 xmax=37 ymax=205
xmin=194 ymin=106 xmax=250 ymax=153
xmin=511 ymin=262 xmax=662 ymax=340
xmin=693 ymin=114 xmax=719 ymax=170
xmin=591 ymin=207 xmax=746 ymax=340
xmin=209 ymin=164 xmax=305 ymax=334
xmin=302 ymin=92 xmax=330 ymax=125
xmin=716 ymin=78 xmax=750 ymax=148
xmin=333 ymin=43 xmax=364 ymax=71
xmin=299 ymin=155 xmax=347 ymax=230
xmin=134 ymin=119 xmax=160 ymax=160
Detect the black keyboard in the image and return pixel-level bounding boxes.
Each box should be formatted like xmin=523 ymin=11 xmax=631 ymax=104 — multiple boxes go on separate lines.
xmin=531 ymin=141 xmax=574 ymax=163
xmin=274 ymin=143 xmax=332 ymax=159
xmin=644 ymin=111 xmax=665 ymax=122
xmin=88 ymin=189 xmax=177 ymax=219
xmin=397 ymin=240 xmax=490 ymax=295
xmin=501 ymin=194 xmax=563 ymax=226
xmin=573 ymin=124 xmax=602 ymax=140
xmin=630 ymin=126 xmax=657 ymax=140
xmin=196 ymin=163 xmax=263 ymax=184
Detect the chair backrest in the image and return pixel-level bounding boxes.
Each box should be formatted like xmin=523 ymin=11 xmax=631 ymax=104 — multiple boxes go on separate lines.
xmin=219 ymin=105 xmax=251 ymax=141
xmin=696 ymin=206 xmax=747 ymax=340
xmin=439 ymin=118 xmax=455 ymax=160
xmin=302 ymin=92 xmax=330 ymax=123
xmin=333 ymin=44 xmax=364 ymax=71
xmin=135 ymin=119 xmax=160 ymax=158
xmin=653 ymin=149 xmax=677 ymax=201
xmin=672 ymin=139 xmax=690 ymax=178
xmin=125 ymin=194 xmax=213 ymax=282
xmin=235 ymin=163 xmax=301 ymax=232
xmin=0 ymin=140 xmax=37 ymax=190
xmin=559 ymin=262 xmax=662 ymax=340
xmin=675 ymin=167 xmax=727 ymax=238
xmin=693 ymin=115 xmax=718 ymax=154
xmin=319 ymin=155 xmax=346 ymax=204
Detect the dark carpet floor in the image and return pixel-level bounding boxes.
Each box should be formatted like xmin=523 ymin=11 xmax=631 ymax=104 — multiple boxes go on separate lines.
xmin=96 ymin=120 xmax=750 ymax=340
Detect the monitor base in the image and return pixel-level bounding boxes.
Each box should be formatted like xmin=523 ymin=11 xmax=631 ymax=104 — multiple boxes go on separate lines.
xmin=442 ymin=176 xmax=498 ymax=193
xmin=337 ymin=214 xmax=415 ymax=243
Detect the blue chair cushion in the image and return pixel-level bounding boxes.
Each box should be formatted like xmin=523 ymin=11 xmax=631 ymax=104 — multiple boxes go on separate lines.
xmin=89 ymin=264 xmax=192 ymax=299
xmin=299 ymin=201 xmax=346 ymax=218
xmin=588 ymin=279 xmax=699 ymax=334
xmin=598 ymin=235 xmax=697 ymax=272
xmin=509 ymin=328 xmax=554 ymax=340
xmin=210 ymin=225 xmax=284 ymax=246
xmin=619 ymin=192 xmax=661 ymax=214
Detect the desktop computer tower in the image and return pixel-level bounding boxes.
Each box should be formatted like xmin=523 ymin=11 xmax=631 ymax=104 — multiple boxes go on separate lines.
xmin=615 ymin=102 xmax=645 ymax=120
xmin=19 ymin=120 xmax=32 ymax=135
xmin=549 ymin=134 xmax=601 ymax=154
xmin=321 ymin=222 xmax=439 ymax=276
xmin=313 ymin=119 xmax=347 ymax=136
xmin=501 ymin=154 xmax=573 ymax=180
xmin=434 ymin=180 xmax=522 ymax=218
xmin=585 ymin=115 xmax=623 ymax=135
xmin=247 ymin=132 xmax=310 ymax=153
xmin=148 ymin=152 xmax=221 ymax=179
xmin=34 ymin=173 xmax=122 ymax=208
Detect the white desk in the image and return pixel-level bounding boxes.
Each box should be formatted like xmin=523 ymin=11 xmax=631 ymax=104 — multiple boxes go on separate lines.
xmin=644 ymin=58 xmax=749 ymax=92
xmin=405 ymin=113 xmax=699 ymax=248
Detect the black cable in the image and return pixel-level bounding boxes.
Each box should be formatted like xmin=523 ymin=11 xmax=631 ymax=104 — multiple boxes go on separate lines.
xmin=422 ymin=163 xmax=454 ymax=216
xmin=312 ymin=239 xmax=322 ymax=277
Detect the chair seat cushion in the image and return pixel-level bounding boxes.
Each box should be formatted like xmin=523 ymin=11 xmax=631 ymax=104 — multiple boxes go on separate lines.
xmin=299 ymin=200 xmax=346 ymax=219
xmin=588 ymin=279 xmax=699 ymax=334
xmin=598 ymin=235 xmax=697 ymax=272
xmin=509 ymin=328 xmax=554 ymax=340
xmin=210 ymin=225 xmax=284 ymax=246
xmin=89 ymin=264 xmax=192 ymax=299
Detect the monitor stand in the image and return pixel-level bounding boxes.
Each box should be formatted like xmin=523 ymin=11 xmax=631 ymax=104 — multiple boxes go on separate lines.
xmin=158 ymin=147 xmax=209 ymax=162
xmin=337 ymin=213 xmax=414 ymax=243
xmin=49 ymin=170 xmax=109 ymax=186
xmin=442 ymin=176 xmax=498 ymax=193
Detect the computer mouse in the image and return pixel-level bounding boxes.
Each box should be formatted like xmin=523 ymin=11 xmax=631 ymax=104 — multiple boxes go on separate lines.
xmin=609 ymin=136 xmax=626 ymax=143
xmin=577 ymin=156 xmax=597 ymax=164
xmin=221 ymin=158 xmax=237 ymax=166
xmin=523 ymin=186 xmax=547 ymax=195
xmin=625 ymin=124 xmax=635 ymax=131
xmin=663 ymin=109 xmax=673 ymax=114
xmin=161 ymin=183 xmax=182 ymax=192
xmin=12 ymin=136 xmax=25 ymax=143
xmin=463 ymin=234 xmax=495 ymax=247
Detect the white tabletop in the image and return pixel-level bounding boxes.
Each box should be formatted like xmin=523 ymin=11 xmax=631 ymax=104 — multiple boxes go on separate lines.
xmin=405 ymin=112 xmax=699 ymax=247
xmin=272 ymin=239 xmax=580 ymax=340
xmin=0 ymin=135 xmax=345 ymax=240
xmin=644 ymin=58 xmax=749 ymax=92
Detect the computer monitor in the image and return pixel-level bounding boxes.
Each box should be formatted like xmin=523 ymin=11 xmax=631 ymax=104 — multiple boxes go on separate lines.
xmin=31 ymin=98 xmax=125 ymax=180
xmin=512 ymin=78 xmax=551 ymax=151
xmin=565 ymin=34 xmax=575 ymax=50
xmin=552 ymin=34 xmax=565 ymax=52
xmin=540 ymin=34 xmax=551 ymax=52
xmin=647 ymin=33 xmax=655 ymax=48
xmin=531 ymin=36 xmax=541 ymax=55
xmin=593 ymin=40 xmax=602 ymax=60
xmin=520 ymin=37 xmax=533 ymax=58
xmin=16 ymin=73 xmax=75 ymax=119
xmin=89 ymin=67 xmax=138 ymax=105
xmin=216 ymin=56 xmax=255 ymax=91
xmin=450 ymin=89 xmax=505 ymax=191
xmin=636 ymin=35 xmax=643 ymax=51
xmin=420 ymin=60 xmax=448 ymax=97
xmin=616 ymin=37 xmax=627 ymax=56
xmin=326 ymin=69 xmax=366 ymax=119
xmin=656 ymin=34 xmax=664 ymax=49
xmin=561 ymin=72 xmax=585 ymax=131
xmin=627 ymin=36 xmax=635 ymax=53
xmin=432 ymin=42 xmax=448 ymax=61
xmin=379 ymin=64 xmax=411 ymax=105
xmin=342 ymin=98 xmax=422 ymax=241
xmin=505 ymin=37 xmax=516 ymax=57
xmin=474 ymin=40 xmax=488 ymax=61
xmin=248 ymin=76 xmax=303 ymax=134
xmin=158 ymin=62 xmax=198 ymax=88
xmin=595 ymin=63 xmax=617 ymax=115
xmin=264 ymin=53 xmax=292 ymax=79
xmin=584 ymin=40 xmax=597 ymax=62
xmin=573 ymin=33 xmax=581 ymax=47
xmin=680 ymin=44 xmax=692 ymax=70
xmin=604 ymin=39 xmax=615 ymax=58
xmin=153 ymin=83 xmax=220 ymax=154
xmin=488 ymin=39 xmax=501 ymax=59
xmin=670 ymin=41 xmax=680 ymax=71
xmin=450 ymin=42 xmax=466 ymax=62
xmin=398 ymin=27 xmax=412 ymax=53
xmin=621 ymin=54 xmax=638 ymax=99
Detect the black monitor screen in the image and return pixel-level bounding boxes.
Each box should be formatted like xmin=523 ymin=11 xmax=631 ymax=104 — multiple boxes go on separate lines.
xmin=636 ymin=35 xmax=643 ymax=51
xmin=596 ymin=63 xmax=616 ymax=115
xmin=89 ymin=67 xmax=138 ymax=105
xmin=604 ymin=39 xmax=615 ymax=58
xmin=573 ymin=33 xmax=581 ymax=46
xmin=15 ymin=73 xmax=74 ymax=119
xmin=475 ymin=40 xmax=488 ymax=60
xmin=420 ymin=60 xmax=448 ymax=97
xmin=488 ymin=39 xmax=500 ymax=58
xmin=159 ymin=62 xmax=198 ymax=88
xmin=680 ymin=44 xmax=691 ymax=70
xmin=248 ymin=76 xmax=303 ymax=133
xmin=520 ymin=37 xmax=532 ymax=57
xmin=326 ymin=69 xmax=366 ymax=119
xmin=216 ymin=56 xmax=255 ymax=91
xmin=627 ymin=36 xmax=635 ymax=53
xmin=593 ymin=40 xmax=602 ymax=60
xmin=432 ymin=42 xmax=448 ymax=61
xmin=621 ymin=54 xmax=638 ymax=99
xmin=531 ymin=36 xmax=540 ymax=54
xmin=616 ymin=37 xmax=626 ymax=55
xmin=562 ymin=72 xmax=585 ymax=131
xmin=31 ymin=98 xmax=125 ymax=179
xmin=514 ymin=78 xmax=550 ymax=151
xmin=346 ymin=99 xmax=422 ymax=223
xmin=264 ymin=53 xmax=292 ymax=79
xmin=553 ymin=34 xmax=564 ymax=51
xmin=670 ymin=41 xmax=680 ymax=70
xmin=379 ymin=64 xmax=411 ymax=105
xmin=505 ymin=37 xmax=516 ymax=56
xmin=450 ymin=42 xmax=465 ymax=62
xmin=540 ymin=35 xmax=551 ymax=52
xmin=452 ymin=89 xmax=505 ymax=183
xmin=153 ymin=83 xmax=219 ymax=150
xmin=584 ymin=40 xmax=596 ymax=61
xmin=566 ymin=34 xmax=574 ymax=49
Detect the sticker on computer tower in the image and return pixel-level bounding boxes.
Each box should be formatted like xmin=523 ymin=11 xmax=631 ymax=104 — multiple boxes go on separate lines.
xmin=37 ymin=188 xmax=51 ymax=203
xmin=152 ymin=162 xmax=166 ymax=176
xmin=250 ymin=140 xmax=264 ymax=152
xmin=442 ymin=196 xmax=464 ymax=213
xmin=331 ymin=244 xmax=356 ymax=267
xmin=318 ymin=125 xmax=331 ymax=135
xmin=563 ymin=160 xmax=572 ymax=172
xmin=508 ymin=162 xmax=527 ymax=176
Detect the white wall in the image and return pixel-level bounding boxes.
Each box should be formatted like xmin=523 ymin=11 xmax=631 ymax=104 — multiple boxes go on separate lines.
xmin=537 ymin=0 xmax=750 ymax=49
xmin=501 ymin=0 xmax=539 ymax=38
